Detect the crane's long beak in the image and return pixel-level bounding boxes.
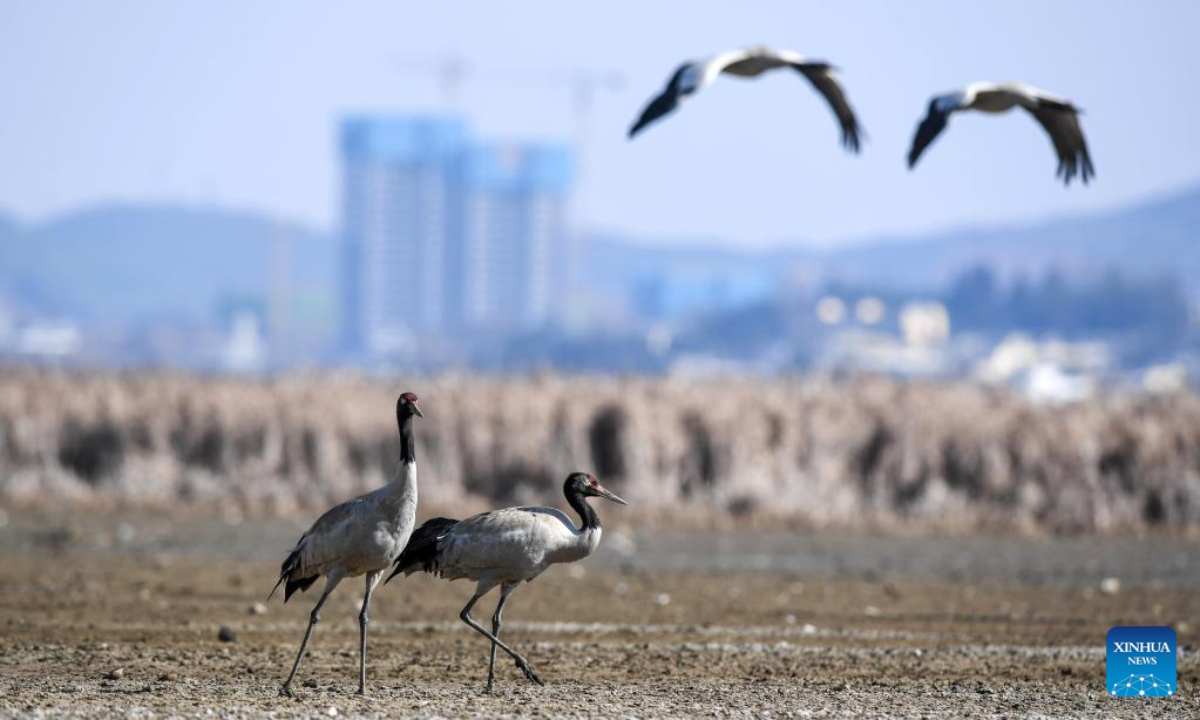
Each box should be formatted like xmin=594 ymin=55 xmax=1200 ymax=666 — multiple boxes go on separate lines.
xmin=412 ymin=405 xmax=424 ymax=418
xmin=594 ymin=484 xmax=627 ymax=506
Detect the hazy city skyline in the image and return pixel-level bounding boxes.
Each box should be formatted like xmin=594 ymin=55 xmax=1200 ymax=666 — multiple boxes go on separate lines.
xmin=340 ymin=114 xmax=574 ymax=355
xmin=2 ymin=2 xmax=1200 ymax=247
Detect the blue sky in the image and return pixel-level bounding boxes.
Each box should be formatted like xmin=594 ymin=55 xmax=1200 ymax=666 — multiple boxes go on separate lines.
xmin=2 ymin=1 xmax=1199 ymax=247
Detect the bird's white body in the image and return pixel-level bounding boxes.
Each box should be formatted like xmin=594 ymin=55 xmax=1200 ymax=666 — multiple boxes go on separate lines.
xmin=697 ymin=46 xmax=807 ymax=86
xmin=434 ymin=505 xmax=601 ymax=585
xmin=946 ymin=82 xmax=1069 ymax=114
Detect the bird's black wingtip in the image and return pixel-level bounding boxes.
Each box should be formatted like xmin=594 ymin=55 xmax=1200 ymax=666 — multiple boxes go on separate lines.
xmin=267 ymin=576 xmax=284 ymax=602
xmin=282 ymin=574 xmax=318 ymax=603
xmin=384 ymin=561 xmax=408 ymax=585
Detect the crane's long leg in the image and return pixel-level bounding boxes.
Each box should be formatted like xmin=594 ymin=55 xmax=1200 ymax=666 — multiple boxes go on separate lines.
xmin=358 ymin=571 xmax=380 ymax=696
xmin=281 ymin=575 xmax=341 ymax=697
xmin=459 ymin=587 xmax=543 ymax=688
xmin=486 ymin=582 xmax=520 ymax=694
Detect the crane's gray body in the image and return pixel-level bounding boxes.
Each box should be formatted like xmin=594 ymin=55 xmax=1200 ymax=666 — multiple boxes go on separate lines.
xmin=431 ymin=505 xmax=601 ymax=586
xmin=283 ymin=462 xmax=418 ymax=586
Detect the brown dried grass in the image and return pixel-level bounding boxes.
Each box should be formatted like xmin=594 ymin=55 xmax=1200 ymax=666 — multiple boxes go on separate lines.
xmin=1 ymin=367 xmax=1197 ymax=536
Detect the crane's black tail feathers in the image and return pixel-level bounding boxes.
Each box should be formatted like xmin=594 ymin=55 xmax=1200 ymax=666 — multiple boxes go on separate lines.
xmin=386 ymin=517 xmax=458 ymax=584
xmin=268 ymin=541 xmax=317 ymax=603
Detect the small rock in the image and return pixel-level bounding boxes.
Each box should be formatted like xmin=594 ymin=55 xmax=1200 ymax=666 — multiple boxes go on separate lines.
xmin=655 ymin=593 xmax=672 ymax=606
xmin=248 ymin=602 xmax=268 ymax=616
xmin=864 ymin=605 xmax=882 ymax=617
xmin=157 ymin=672 xmax=176 ymax=682
xmin=1100 ymin=577 xmax=1121 ymax=596
xmin=801 ymin=623 xmax=818 ymax=636
xmin=304 ymin=679 xmax=319 ymax=689
xmin=784 ymin=614 xmax=797 ymax=625
xmin=217 ymin=626 xmax=237 ymax=643
xmin=105 ymin=668 xmax=124 ymax=680
xmin=326 ymin=707 xmax=339 ymax=717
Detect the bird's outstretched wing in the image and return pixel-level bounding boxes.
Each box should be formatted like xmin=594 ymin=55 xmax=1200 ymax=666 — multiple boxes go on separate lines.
xmin=628 ymin=63 xmax=691 ymax=138
xmin=1026 ymin=101 xmax=1095 ymax=185
xmin=907 ymin=98 xmax=953 ymax=169
xmin=790 ymin=62 xmax=863 ymax=153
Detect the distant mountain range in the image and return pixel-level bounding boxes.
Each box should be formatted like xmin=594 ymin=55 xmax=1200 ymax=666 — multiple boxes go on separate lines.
xmin=1 ymin=183 xmax=1198 ymax=329
xmin=0 ymin=205 xmax=334 ymax=325
xmin=588 ymin=182 xmax=1200 ymax=298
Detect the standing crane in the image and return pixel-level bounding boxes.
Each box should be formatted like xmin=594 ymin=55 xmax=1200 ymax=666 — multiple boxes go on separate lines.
xmin=387 ymin=472 xmax=627 ymax=693
xmin=269 ymin=392 xmax=424 ymax=697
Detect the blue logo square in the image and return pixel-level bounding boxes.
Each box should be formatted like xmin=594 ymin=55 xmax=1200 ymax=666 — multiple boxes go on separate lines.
xmin=1107 ymin=626 xmax=1177 ymax=697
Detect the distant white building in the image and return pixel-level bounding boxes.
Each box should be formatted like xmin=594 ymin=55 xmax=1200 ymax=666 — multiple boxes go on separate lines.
xmin=16 ymin=320 xmax=82 ymax=359
xmin=221 ymin=311 xmax=268 ymax=373
xmin=976 ymin=333 xmax=1112 ymax=403
xmin=899 ymin=301 xmax=950 ymax=348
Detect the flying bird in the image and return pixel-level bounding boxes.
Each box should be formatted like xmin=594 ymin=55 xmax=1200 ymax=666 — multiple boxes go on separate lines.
xmin=270 ymin=392 xmax=424 ymax=697
xmin=628 ymin=45 xmax=862 ymax=152
xmin=908 ymin=82 xmax=1095 ymax=185
xmin=387 ymin=472 xmax=627 ymax=693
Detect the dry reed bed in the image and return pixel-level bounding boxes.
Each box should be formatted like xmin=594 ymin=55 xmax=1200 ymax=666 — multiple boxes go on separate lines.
xmin=1 ymin=368 xmax=1198 ymax=535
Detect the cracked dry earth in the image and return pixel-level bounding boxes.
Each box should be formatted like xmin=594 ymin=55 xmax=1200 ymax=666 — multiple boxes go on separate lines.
xmin=0 ymin=511 xmax=1197 ymax=718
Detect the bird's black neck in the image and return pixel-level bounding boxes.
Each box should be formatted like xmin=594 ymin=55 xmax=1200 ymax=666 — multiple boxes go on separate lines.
xmin=398 ymin=413 xmax=416 ymax=465
xmin=566 ymin=489 xmax=600 ymax=531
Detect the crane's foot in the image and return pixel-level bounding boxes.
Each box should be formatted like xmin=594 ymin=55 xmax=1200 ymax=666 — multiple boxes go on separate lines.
xmin=515 ymin=659 xmax=544 ymax=687
xmin=484 ymin=676 xmax=495 ymax=694
xmin=280 ymin=684 xmax=297 ymax=698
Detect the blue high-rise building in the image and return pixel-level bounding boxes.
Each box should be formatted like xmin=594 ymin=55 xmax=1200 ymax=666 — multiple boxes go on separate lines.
xmin=340 ymin=115 xmax=573 ymax=356
xmin=452 ymin=143 xmax=574 ymax=330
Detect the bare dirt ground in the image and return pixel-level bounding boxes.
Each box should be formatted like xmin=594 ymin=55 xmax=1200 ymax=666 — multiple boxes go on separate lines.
xmin=1 ymin=510 xmax=1197 ymax=718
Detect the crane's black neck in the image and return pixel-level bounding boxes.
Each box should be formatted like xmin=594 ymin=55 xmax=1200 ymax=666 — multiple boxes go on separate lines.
xmin=398 ymin=413 xmax=416 ymax=465
xmin=566 ymin=488 xmax=600 ymax=531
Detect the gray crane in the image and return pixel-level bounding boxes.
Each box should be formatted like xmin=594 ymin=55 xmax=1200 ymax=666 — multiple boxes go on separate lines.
xmin=269 ymin=392 xmax=424 ymax=697
xmin=387 ymin=472 xmax=626 ymax=693
xmin=908 ymin=81 xmax=1095 ymax=185
xmin=629 ymin=45 xmax=863 ymax=153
